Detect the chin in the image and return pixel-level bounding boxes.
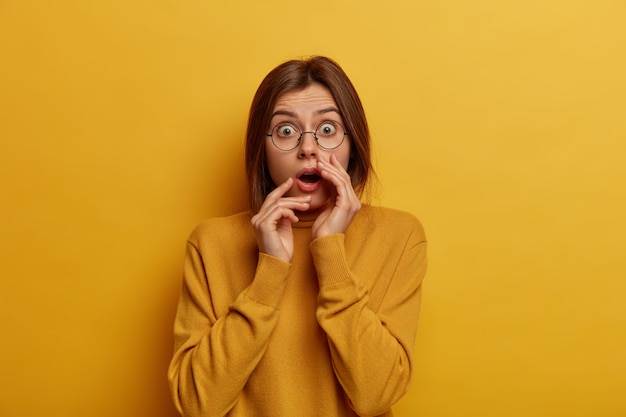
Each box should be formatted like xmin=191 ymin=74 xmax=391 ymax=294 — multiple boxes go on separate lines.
xmin=308 ymin=193 xmax=331 ymax=211
xmin=287 ymin=182 xmax=331 ymax=206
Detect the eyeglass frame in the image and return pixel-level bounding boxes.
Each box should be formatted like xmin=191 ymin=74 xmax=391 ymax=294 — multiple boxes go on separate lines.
xmin=266 ymin=120 xmax=349 ymax=151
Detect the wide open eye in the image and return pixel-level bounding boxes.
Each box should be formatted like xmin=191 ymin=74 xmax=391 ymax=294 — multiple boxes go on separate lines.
xmin=275 ymin=123 xmax=299 ymax=138
xmin=316 ymin=121 xmax=338 ymax=138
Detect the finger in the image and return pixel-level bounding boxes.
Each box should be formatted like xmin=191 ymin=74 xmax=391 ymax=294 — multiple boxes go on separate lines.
xmin=318 ymin=157 xmax=352 ymax=194
xmin=252 ymin=206 xmax=298 ymax=232
xmin=256 ymin=197 xmax=311 ymax=219
xmin=254 ymin=200 xmax=308 ymax=222
xmin=319 ymin=154 xmax=351 ymax=181
xmin=318 ymin=156 xmax=361 ymax=211
xmin=329 ymin=153 xmax=350 ymax=171
xmin=264 ymin=177 xmax=295 ymax=202
xmin=258 ymin=178 xmax=309 ymax=211
xmin=253 ymin=198 xmax=311 ymax=227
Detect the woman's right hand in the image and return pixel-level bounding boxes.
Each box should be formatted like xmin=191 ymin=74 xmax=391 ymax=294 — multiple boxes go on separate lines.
xmin=251 ymin=177 xmax=311 ymax=263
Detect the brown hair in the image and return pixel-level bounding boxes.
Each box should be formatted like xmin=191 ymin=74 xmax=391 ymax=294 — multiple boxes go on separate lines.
xmin=245 ymin=56 xmax=374 ymax=212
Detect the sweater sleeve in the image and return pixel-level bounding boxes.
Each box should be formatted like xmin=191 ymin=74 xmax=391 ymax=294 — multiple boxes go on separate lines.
xmin=168 ymin=241 xmax=290 ymax=417
xmin=311 ymin=225 xmax=427 ymax=417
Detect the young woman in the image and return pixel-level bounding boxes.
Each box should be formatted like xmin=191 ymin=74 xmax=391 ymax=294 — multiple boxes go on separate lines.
xmin=168 ymin=56 xmax=427 ymax=417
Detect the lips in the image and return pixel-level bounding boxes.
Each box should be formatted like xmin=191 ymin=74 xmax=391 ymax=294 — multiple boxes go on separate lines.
xmin=296 ymin=167 xmax=322 ymax=192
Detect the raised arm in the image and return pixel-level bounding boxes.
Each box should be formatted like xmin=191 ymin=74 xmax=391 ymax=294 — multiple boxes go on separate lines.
xmin=168 ymin=242 xmax=290 ymax=417
xmin=169 ymin=178 xmax=310 ymax=416
xmin=312 ymin=222 xmax=427 ymax=416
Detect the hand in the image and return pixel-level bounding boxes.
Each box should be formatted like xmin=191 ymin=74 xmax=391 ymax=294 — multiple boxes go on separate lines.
xmin=311 ymin=154 xmax=362 ymax=240
xmin=251 ymin=177 xmax=311 ymax=263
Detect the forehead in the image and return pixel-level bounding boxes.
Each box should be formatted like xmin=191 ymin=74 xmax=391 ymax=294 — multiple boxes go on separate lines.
xmin=272 ymin=83 xmax=338 ymax=114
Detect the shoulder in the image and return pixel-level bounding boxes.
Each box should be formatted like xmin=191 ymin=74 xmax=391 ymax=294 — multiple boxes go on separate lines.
xmin=187 ymin=211 xmax=254 ymax=248
xmin=355 ymin=205 xmax=426 ymax=241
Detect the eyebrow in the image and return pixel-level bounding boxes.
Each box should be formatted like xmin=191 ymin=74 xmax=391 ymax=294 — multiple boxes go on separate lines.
xmin=316 ymin=107 xmax=341 ymax=115
xmin=270 ymin=107 xmax=340 ymax=119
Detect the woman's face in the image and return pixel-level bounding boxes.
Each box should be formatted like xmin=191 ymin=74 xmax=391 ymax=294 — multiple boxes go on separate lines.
xmin=265 ymin=83 xmax=352 ymax=212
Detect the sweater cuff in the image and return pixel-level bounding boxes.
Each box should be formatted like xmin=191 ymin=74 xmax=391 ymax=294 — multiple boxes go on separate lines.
xmin=310 ymin=234 xmax=352 ymax=287
xmin=245 ymin=253 xmax=290 ymax=308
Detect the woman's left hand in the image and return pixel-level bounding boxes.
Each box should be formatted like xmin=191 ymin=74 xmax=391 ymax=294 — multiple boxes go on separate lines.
xmin=312 ymin=154 xmax=362 ymax=240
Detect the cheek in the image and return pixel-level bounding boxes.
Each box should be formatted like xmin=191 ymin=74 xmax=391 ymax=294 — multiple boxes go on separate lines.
xmin=265 ymin=147 xmax=289 ymax=184
xmin=336 ymin=142 xmax=352 ymax=170
xmin=340 ymin=154 xmax=351 ymax=171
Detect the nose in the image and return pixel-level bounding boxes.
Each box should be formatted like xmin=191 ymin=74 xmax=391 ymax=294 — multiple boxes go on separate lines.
xmin=298 ymin=132 xmax=318 ymax=158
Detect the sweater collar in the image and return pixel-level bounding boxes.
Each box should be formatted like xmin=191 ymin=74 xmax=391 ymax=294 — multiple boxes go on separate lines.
xmin=292 ymin=206 xmax=326 ymax=228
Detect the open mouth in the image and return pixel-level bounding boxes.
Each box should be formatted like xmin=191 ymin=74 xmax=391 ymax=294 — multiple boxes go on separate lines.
xmin=296 ymin=168 xmax=323 ymax=192
xmin=298 ymin=173 xmax=321 ymax=183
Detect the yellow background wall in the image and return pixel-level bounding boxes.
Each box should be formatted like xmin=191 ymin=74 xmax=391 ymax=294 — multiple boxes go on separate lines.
xmin=1 ymin=1 xmax=624 ymax=416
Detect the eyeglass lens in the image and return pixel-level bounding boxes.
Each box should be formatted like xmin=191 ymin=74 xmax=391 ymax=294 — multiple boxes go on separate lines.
xmin=270 ymin=121 xmax=346 ymax=151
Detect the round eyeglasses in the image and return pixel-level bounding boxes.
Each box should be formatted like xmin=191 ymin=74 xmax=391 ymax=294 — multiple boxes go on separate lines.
xmin=266 ymin=120 xmax=348 ymax=151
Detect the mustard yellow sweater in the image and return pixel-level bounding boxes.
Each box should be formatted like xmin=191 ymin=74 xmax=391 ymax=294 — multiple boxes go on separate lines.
xmin=168 ymin=205 xmax=427 ymax=417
